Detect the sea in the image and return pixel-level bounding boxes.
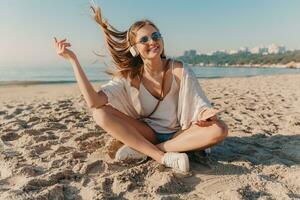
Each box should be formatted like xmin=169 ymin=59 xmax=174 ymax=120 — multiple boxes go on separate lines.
xmin=1 ymin=65 xmax=300 ymax=85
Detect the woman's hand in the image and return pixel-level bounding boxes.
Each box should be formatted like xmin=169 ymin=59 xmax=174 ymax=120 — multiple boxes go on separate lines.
xmin=53 ymin=37 xmax=76 ymax=61
xmin=196 ymin=108 xmax=219 ymax=127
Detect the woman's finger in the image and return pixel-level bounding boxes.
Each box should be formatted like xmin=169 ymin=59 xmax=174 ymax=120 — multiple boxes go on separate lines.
xmin=58 ymin=39 xmax=66 ymax=44
xmin=211 ymin=115 xmax=218 ymax=121
xmin=206 ymin=109 xmax=218 ymax=118
xmin=58 ymin=43 xmax=62 ymax=51
xmin=63 ymin=44 xmax=71 ymax=48
xmin=201 ymin=109 xmax=219 ymax=121
xmin=196 ymin=119 xmax=215 ymax=127
xmin=60 ymin=43 xmax=65 ymax=52
xmin=196 ymin=120 xmax=208 ymax=127
xmin=58 ymin=44 xmax=65 ymax=54
xmin=54 ymin=39 xmax=59 ymax=48
xmin=205 ymin=120 xmax=214 ymax=126
xmin=61 ymin=42 xmax=71 ymax=47
xmin=62 ymin=45 xmax=66 ymax=52
xmin=60 ymin=43 xmax=64 ymax=52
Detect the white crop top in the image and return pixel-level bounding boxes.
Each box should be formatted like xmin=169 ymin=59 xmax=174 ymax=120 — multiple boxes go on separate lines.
xmin=137 ymin=60 xmax=181 ymax=134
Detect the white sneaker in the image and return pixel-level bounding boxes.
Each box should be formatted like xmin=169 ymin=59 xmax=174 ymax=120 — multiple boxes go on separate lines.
xmin=161 ymin=152 xmax=190 ymax=173
xmin=115 ymin=145 xmax=147 ymax=161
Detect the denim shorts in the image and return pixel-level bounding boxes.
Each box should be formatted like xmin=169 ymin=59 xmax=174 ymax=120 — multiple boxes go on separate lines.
xmin=155 ymin=131 xmax=177 ymax=143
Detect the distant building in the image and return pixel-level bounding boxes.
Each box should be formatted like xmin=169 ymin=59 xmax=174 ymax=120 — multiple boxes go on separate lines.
xmin=249 ymin=44 xmax=286 ymax=54
xmin=191 ymin=44 xmax=287 ymax=57
xmin=250 ymin=46 xmax=268 ymax=54
xmin=239 ymin=47 xmax=249 ymax=53
xmin=267 ymin=44 xmax=286 ymax=54
xmin=250 ymin=47 xmax=260 ymax=54
xmin=228 ymin=50 xmax=238 ymax=54
xmin=184 ymin=49 xmax=197 ymax=57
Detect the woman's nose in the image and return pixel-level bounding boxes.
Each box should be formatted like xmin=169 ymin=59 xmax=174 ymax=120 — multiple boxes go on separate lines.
xmin=148 ymin=38 xmax=156 ymax=45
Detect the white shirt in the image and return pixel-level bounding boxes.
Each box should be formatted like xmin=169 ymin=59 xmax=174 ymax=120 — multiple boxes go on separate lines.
xmin=136 ymin=60 xmax=181 ymax=133
xmin=100 ymin=59 xmax=212 ymax=131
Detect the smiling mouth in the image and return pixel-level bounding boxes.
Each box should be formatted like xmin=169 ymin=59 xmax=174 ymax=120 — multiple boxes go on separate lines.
xmin=148 ymin=45 xmax=160 ymax=52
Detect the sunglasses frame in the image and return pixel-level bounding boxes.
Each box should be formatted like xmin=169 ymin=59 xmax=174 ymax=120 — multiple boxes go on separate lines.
xmin=137 ymin=32 xmax=162 ymax=45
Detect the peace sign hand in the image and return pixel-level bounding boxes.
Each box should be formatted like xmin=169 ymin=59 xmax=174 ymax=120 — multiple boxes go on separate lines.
xmin=53 ymin=37 xmax=76 ymax=61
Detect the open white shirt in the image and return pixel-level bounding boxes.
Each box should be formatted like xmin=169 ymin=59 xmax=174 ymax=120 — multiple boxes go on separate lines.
xmin=99 ymin=61 xmax=212 ymax=131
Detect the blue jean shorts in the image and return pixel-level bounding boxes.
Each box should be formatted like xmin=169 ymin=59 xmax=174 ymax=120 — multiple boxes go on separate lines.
xmin=155 ymin=131 xmax=177 ymax=143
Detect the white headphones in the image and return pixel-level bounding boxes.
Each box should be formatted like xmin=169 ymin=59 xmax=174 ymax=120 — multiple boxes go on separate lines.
xmin=127 ymin=29 xmax=139 ymax=57
xmin=129 ymin=46 xmax=139 ymax=57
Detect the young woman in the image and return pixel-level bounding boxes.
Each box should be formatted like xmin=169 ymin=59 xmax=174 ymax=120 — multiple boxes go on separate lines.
xmin=53 ymin=6 xmax=228 ymax=173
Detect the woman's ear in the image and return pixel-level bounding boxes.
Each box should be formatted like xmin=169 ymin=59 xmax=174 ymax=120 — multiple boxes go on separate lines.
xmin=130 ymin=46 xmax=139 ymax=57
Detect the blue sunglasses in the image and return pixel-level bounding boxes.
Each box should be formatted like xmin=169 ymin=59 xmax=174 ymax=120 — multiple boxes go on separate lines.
xmin=138 ymin=32 xmax=162 ymax=44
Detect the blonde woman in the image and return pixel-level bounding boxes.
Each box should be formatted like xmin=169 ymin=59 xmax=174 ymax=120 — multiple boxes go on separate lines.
xmin=53 ymin=6 xmax=228 ymax=173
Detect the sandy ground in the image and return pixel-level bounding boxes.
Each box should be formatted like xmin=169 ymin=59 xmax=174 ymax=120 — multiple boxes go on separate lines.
xmin=0 ymin=74 xmax=299 ymax=199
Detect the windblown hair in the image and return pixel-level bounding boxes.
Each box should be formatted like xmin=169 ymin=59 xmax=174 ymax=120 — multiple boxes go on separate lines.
xmin=90 ymin=5 xmax=166 ymax=80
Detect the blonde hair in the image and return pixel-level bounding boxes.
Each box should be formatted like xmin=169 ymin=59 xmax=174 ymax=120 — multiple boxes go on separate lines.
xmin=91 ymin=5 xmax=166 ymax=80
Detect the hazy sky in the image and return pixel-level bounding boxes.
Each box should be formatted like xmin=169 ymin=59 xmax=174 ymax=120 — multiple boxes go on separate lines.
xmin=1 ymin=0 xmax=300 ymax=68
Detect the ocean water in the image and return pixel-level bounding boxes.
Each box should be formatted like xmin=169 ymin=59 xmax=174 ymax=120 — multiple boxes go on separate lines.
xmin=192 ymin=66 xmax=300 ymax=79
xmin=0 ymin=65 xmax=300 ymax=85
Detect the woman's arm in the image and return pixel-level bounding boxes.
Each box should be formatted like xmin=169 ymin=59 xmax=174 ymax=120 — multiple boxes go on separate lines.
xmin=54 ymin=37 xmax=107 ymax=109
xmin=69 ymin=57 xmax=107 ymax=108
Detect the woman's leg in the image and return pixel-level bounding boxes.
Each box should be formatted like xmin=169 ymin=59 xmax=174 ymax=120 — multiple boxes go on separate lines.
xmin=156 ymin=119 xmax=228 ymax=152
xmin=92 ymin=105 xmax=164 ymax=162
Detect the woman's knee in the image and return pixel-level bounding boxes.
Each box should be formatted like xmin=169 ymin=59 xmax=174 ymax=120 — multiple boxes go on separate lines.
xmin=211 ymin=120 xmax=228 ymax=143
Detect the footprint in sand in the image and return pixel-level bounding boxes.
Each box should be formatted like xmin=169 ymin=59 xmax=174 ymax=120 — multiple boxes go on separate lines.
xmin=34 ymin=184 xmax=65 ymax=200
xmin=35 ymin=122 xmax=67 ymax=130
xmin=51 ymin=146 xmax=75 ymax=157
xmin=32 ymin=133 xmax=58 ymax=143
xmin=72 ymin=151 xmax=87 ymax=159
xmin=77 ymin=137 xmax=106 ymax=154
xmin=73 ymin=131 xmax=103 ymax=142
xmin=0 ymin=110 xmax=8 ymax=115
xmin=79 ymin=160 xmax=106 ymax=175
xmin=21 ymin=128 xmax=43 ymax=136
xmin=6 ymin=108 xmax=24 ymax=118
xmin=0 ymin=132 xmax=20 ymax=142
xmin=1 ymin=149 xmax=22 ymax=160
xmin=18 ymin=165 xmax=44 ymax=177
xmin=22 ymin=169 xmax=77 ymax=193
xmin=26 ymin=141 xmax=53 ymax=157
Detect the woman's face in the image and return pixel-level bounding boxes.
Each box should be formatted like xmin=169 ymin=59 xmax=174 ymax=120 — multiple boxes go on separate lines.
xmin=134 ymin=24 xmax=164 ymax=60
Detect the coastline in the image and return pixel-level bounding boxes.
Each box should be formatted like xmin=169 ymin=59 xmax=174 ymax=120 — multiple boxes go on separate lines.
xmin=1 ymin=67 xmax=300 ymax=87
xmin=194 ymin=62 xmax=300 ymax=68
xmin=0 ymin=73 xmax=299 ymax=199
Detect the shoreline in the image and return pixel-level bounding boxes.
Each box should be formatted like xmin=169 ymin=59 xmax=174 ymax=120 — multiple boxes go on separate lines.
xmin=1 ymin=71 xmax=300 ymax=87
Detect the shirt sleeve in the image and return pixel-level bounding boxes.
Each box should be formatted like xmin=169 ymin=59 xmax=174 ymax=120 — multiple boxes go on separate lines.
xmin=185 ymin=64 xmax=212 ymax=109
xmin=178 ymin=63 xmax=213 ymax=130
xmin=99 ymin=77 xmax=126 ymax=104
xmin=98 ymin=77 xmax=139 ymax=118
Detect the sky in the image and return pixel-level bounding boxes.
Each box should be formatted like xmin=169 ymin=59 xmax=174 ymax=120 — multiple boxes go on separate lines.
xmin=0 ymin=0 xmax=300 ymax=68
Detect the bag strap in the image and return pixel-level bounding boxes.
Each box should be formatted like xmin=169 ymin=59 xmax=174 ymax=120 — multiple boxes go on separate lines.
xmin=139 ymin=58 xmax=171 ymax=119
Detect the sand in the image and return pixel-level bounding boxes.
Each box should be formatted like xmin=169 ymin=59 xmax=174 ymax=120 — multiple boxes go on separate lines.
xmin=0 ymin=74 xmax=299 ymax=199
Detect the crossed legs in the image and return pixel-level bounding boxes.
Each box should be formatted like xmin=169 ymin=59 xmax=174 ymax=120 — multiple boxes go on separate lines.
xmin=92 ymin=105 xmax=228 ymax=162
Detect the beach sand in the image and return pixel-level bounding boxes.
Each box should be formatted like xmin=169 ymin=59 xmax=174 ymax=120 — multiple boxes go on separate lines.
xmin=0 ymin=74 xmax=299 ymax=199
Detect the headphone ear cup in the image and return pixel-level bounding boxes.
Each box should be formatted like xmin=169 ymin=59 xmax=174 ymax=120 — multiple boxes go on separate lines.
xmin=129 ymin=46 xmax=139 ymax=57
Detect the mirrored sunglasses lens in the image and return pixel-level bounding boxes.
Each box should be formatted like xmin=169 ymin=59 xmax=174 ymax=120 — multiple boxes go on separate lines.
xmin=140 ymin=36 xmax=149 ymax=43
xmin=152 ymin=32 xmax=161 ymax=41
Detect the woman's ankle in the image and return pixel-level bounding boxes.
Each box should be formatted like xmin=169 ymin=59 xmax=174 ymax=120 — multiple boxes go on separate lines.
xmin=153 ymin=151 xmax=165 ymax=164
